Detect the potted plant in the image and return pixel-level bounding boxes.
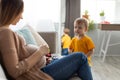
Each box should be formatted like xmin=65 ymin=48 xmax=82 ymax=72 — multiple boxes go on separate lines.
xmin=99 ymin=10 xmax=105 ymax=22
xmin=82 ymin=10 xmax=89 ymax=19
xmin=88 ymin=20 xmax=95 ymax=31
xmin=99 ymin=10 xmax=105 ymax=16
xmin=82 ymin=10 xmax=95 ymax=31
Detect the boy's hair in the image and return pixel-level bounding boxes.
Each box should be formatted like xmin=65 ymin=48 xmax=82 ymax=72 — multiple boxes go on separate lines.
xmin=0 ymin=0 xmax=24 ymax=27
xmin=64 ymin=28 xmax=70 ymax=34
xmin=74 ymin=18 xmax=89 ymax=30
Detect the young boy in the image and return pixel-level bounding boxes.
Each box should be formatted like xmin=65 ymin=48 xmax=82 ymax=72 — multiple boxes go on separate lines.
xmin=61 ymin=28 xmax=71 ymax=55
xmin=69 ymin=18 xmax=95 ymax=66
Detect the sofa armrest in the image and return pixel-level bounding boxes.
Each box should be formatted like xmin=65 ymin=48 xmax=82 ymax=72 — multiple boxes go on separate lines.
xmin=38 ymin=32 xmax=57 ymax=53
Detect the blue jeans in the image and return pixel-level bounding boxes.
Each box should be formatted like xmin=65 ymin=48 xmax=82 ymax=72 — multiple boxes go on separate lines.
xmin=41 ymin=53 xmax=93 ymax=80
xmin=62 ymin=48 xmax=69 ymax=55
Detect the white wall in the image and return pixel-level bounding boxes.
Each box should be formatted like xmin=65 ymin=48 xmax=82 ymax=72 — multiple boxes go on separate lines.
xmin=114 ymin=1 xmax=120 ymax=23
xmin=11 ymin=0 xmax=61 ymax=31
xmin=81 ymin=0 xmax=116 ymax=23
xmin=23 ymin=0 xmax=60 ymax=26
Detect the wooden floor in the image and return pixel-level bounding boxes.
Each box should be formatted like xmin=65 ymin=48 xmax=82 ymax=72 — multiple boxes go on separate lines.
xmin=92 ymin=56 xmax=120 ymax=80
xmin=70 ymin=56 xmax=120 ymax=80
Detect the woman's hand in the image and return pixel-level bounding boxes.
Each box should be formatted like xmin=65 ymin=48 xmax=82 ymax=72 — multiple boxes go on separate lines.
xmin=40 ymin=45 xmax=49 ymax=55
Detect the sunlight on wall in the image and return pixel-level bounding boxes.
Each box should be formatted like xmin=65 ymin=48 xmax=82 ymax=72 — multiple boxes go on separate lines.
xmin=81 ymin=0 xmax=115 ymax=23
xmin=10 ymin=0 xmax=60 ymax=31
xmin=23 ymin=0 xmax=60 ymax=27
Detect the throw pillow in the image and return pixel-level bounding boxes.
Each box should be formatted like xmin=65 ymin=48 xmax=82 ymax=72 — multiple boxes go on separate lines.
xmin=23 ymin=24 xmax=49 ymax=47
xmin=15 ymin=27 xmax=37 ymax=45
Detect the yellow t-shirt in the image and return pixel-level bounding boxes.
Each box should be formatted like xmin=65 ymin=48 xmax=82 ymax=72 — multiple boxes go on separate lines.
xmin=62 ymin=34 xmax=71 ymax=49
xmin=69 ymin=35 xmax=95 ymax=66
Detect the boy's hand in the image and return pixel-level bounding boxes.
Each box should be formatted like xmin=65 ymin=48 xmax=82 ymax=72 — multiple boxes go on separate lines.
xmin=86 ymin=49 xmax=94 ymax=57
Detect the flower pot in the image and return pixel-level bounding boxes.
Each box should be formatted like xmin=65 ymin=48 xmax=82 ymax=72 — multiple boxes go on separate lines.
xmin=100 ymin=16 xmax=105 ymax=22
xmin=82 ymin=15 xmax=89 ymax=19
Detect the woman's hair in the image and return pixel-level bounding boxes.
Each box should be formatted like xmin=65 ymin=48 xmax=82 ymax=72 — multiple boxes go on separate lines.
xmin=74 ymin=18 xmax=89 ymax=30
xmin=0 ymin=0 xmax=24 ymax=27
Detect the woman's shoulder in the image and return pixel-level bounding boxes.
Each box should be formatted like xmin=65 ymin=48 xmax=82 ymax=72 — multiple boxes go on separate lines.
xmin=0 ymin=27 xmax=14 ymax=34
xmin=0 ymin=28 xmax=16 ymax=41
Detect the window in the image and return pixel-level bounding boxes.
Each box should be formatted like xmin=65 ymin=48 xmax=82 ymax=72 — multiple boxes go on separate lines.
xmin=81 ymin=0 xmax=115 ymax=23
xmin=23 ymin=0 xmax=60 ymax=26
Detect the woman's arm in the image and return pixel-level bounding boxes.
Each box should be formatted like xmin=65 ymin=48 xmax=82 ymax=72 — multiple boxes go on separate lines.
xmin=0 ymin=29 xmax=49 ymax=78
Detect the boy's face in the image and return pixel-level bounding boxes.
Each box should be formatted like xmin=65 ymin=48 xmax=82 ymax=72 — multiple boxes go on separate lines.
xmin=74 ymin=22 xmax=87 ymax=36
